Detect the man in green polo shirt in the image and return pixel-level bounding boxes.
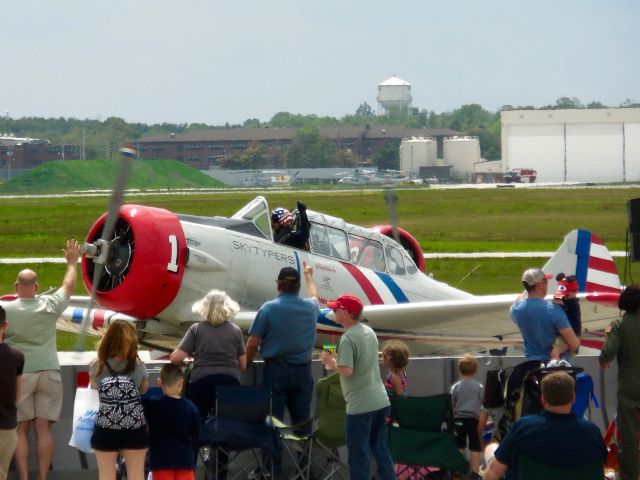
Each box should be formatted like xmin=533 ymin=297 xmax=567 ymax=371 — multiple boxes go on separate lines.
xmin=2 ymin=239 xmax=80 ymax=480
xmin=321 ymin=294 xmax=395 ymax=480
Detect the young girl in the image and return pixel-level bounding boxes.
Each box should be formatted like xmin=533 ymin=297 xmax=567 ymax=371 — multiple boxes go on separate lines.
xmin=384 ymin=340 xmax=432 ymax=480
xmin=90 ymin=320 xmax=149 ymax=480
xmin=382 ymin=340 xmax=410 ymax=397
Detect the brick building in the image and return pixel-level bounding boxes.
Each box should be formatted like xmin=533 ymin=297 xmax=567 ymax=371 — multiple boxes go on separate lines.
xmin=136 ymin=125 xmax=458 ymax=169
xmin=1 ymin=137 xmax=81 ymax=178
xmin=1 ymin=125 xmax=459 ymax=175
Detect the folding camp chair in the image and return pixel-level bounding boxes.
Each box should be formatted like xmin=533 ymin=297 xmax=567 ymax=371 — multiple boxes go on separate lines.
xmin=269 ymin=373 xmax=348 ymax=480
xmin=309 ymin=373 xmax=351 ymax=479
xmin=388 ymin=393 xmax=469 ymax=479
xmin=517 ymin=453 xmax=604 ymax=480
xmin=269 ymin=416 xmax=314 ymax=480
xmin=197 ymin=385 xmax=281 ymax=480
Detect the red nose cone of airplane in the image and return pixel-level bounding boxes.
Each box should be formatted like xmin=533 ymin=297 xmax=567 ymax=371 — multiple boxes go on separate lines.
xmin=82 ymin=204 xmax=187 ymax=319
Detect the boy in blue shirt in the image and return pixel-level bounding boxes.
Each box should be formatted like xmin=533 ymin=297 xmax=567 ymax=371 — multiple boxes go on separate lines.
xmin=143 ymin=363 xmax=200 ymax=480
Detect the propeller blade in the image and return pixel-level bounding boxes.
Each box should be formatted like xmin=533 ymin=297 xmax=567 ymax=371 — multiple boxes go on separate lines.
xmin=384 ymin=188 xmax=400 ymax=243
xmin=75 ymin=146 xmax=135 ymax=351
xmin=101 ymin=151 xmax=133 ymax=243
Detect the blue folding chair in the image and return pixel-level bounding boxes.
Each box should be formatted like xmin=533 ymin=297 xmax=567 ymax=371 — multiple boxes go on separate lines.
xmin=197 ymin=385 xmax=281 ymax=480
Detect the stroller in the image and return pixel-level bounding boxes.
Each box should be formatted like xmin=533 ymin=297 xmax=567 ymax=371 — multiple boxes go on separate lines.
xmin=491 ymin=360 xmax=584 ymax=441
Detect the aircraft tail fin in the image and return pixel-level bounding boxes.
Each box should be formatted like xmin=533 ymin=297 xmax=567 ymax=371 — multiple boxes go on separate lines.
xmin=543 ymin=229 xmax=621 ymax=296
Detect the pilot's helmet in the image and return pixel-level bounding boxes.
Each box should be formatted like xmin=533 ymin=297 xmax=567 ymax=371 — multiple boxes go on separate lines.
xmin=271 ymin=207 xmax=293 ymax=226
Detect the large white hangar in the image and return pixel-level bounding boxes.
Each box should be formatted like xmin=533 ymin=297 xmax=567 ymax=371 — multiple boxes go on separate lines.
xmin=501 ymin=108 xmax=640 ymax=183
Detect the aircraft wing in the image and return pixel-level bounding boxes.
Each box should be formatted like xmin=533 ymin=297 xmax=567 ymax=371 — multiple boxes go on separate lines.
xmin=62 ymin=292 xmax=618 ymax=355
xmin=345 ymin=293 xmax=619 ymax=355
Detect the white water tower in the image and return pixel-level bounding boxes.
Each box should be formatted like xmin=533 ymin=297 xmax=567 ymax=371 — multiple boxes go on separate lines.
xmin=377 ymin=76 xmax=412 ymax=115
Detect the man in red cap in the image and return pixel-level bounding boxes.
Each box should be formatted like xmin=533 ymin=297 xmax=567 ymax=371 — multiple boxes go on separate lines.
xmin=321 ymin=294 xmax=395 ymax=480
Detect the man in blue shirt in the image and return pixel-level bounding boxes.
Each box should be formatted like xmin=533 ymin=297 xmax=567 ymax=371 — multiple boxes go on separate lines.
xmin=510 ymin=268 xmax=580 ymax=362
xmin=247 ymin=263 xmax=319 ymax=476
xmin=247 ymin=262 xmax=319 ymax=423
xmin=483 ymin=371 xmax=606 ymax=480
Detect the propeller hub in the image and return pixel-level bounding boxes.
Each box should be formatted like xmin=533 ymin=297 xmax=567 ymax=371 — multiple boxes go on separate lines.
xmin=93 ymin=239 xmax=112 ymax=265
xmin=80 ymin=242 xmax=98 ymax=258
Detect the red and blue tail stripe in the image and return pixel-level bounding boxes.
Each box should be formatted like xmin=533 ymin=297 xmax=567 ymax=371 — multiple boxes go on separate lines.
xmin=575 ymin=230 xmax=620 ymax=294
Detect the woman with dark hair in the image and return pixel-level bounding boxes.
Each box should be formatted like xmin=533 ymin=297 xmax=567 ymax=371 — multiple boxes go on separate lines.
xmin=599 ymin=284 xmax=640 ymax=480
xmin=90 ymin=320 xmax=149 ymax=480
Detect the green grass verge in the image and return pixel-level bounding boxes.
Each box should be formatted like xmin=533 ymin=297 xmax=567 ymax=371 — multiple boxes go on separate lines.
xmin=0 ymin=159 xmax=227 ymax=193
xmin=57 ymin=330 xmax=98 ymax=352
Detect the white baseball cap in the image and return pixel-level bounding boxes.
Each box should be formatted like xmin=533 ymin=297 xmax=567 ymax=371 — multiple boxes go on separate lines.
xmin=522 ymin=268 xmax=552 ymax=287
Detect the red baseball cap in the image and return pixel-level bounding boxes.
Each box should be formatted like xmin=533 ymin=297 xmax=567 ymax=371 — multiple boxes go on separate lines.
xmin=326 ymin=294 xmax=363 ymax=316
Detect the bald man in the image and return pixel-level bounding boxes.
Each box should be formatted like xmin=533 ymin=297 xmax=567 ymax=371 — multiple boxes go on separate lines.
xmin=1 ymin=239 xmax=80 ymax=480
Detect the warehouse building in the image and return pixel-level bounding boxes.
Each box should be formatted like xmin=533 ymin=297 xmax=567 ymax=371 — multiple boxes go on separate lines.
xmin=502 ymin=108 xmax=640 ymax=183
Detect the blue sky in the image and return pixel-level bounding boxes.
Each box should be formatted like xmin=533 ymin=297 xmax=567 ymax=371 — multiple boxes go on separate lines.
xmin=2 ymin=1 xmax=638 ymax=125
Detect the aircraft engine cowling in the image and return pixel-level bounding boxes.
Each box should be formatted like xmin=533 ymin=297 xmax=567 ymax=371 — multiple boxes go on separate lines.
xmin=371 ymin=225 xmax=426 ymax=272
xmin=82 ymin=204 xmax=187 ymax=319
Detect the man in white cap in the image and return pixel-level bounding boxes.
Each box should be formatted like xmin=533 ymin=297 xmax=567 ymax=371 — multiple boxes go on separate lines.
xmin=510 ymin=268 xmax=580 ymax=362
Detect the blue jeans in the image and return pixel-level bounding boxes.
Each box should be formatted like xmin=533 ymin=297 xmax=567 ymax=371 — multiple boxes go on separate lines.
xmin=262 ymin=361 xmax=313 ymax=431
xmin=262 ymin=361 xmax=313 ymax=476
xmin=345 ymin=406 xmax=395 ymax=480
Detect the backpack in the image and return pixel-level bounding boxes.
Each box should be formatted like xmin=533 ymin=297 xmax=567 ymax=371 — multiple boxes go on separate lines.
xmin=96 ymin=362 xmax=146 ymax=431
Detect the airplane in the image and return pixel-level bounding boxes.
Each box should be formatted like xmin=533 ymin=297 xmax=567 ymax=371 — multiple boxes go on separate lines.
xmin=57 ymin=194 xmax=622 ymax=356
xmin=337 ymin=169 xmax=410 ymax=186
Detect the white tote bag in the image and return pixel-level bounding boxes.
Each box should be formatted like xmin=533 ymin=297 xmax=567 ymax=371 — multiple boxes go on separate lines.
xmin=69 ymin=387 xmax=99 ymax=454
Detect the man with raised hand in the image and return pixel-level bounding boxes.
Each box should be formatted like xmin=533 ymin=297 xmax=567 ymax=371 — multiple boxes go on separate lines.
xmin=2 ymin=239 xmax=80 ymax=480
xmin=246 ymin=262 xmax=319 ymax=476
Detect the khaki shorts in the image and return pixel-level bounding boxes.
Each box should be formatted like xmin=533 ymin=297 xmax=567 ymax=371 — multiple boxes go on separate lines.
xmin=17 ymin=370 xmax=63 ymax=423
xmin=0 ymin=428 xmax=18 ymax=478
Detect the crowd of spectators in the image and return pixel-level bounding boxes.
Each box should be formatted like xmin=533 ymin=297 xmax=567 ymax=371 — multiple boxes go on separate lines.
xmin=3 ymin=248 xmax=640 ymax=480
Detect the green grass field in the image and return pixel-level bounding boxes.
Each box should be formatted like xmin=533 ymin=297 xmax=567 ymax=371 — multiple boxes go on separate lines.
xmin=1 ymin=186 xmax=639 ymax=350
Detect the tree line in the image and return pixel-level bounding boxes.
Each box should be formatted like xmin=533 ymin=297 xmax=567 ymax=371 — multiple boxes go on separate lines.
xmin=4 ymin=97 xmax=638 ymax=170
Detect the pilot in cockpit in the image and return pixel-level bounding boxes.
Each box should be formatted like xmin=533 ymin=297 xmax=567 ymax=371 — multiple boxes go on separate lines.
xmin=271 ymin=201 xmax=310 ymax=250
